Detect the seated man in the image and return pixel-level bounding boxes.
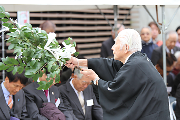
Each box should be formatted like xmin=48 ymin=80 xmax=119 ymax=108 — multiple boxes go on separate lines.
xmin=0 ymin=71 xmax=30 ymax=120
xmin=23 ymin=70 xmax=73 ymax=120
xmin=59 ymin=67 xmax=103 ymax=120
xmin=151 ymin=31 xmax=180 ymax=66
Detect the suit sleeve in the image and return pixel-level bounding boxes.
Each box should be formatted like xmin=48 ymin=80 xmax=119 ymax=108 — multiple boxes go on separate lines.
xmin=91 ymin=86 xmax=103 ymax=120
xmin=19 ymin=91 xmax=29 ymax=119
xmin=58 ymin=87 xmax=79 ymax=120
xmin=23 ymin=89 xmax=48 ymax=120
xmin=88 ymin=58 xmax=123 ymax=81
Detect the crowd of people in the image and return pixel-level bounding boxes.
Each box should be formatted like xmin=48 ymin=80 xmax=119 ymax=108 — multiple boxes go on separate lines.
xmin=1 ymin=20 xmax=180 ymax=120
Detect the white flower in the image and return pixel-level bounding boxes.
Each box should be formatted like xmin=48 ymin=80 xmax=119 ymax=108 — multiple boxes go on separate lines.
xmin=38 ymin=28 xmax=41 ymax=33
xmin=44 ymin=34 xmax=76 ymax=62
xmin=44 ymin=33 xmax=56 ymax=48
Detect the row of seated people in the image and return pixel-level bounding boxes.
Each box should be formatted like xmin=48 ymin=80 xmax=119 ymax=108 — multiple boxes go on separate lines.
xmin=0 ymin=68 xmax=103 ymax=120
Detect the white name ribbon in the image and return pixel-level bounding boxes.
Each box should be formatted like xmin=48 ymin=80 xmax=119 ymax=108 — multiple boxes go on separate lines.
xmin=55 ymin=98 xmax=60 ymax=107
xmin=87 ymin=99 xmax=94 ymax=106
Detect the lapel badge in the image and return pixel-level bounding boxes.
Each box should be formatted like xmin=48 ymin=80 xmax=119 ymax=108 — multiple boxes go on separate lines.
xmin=18 ymin=99 xmax=20 ymax=102
xmin=52 ymin=92 xmax=54 ymax=95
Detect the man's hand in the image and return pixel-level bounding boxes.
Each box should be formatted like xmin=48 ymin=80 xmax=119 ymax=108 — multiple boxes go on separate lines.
xmin=80 ymin=68 xmax=98 ymax=81
xmin=66 ymin=57 xmax=78 ymax=69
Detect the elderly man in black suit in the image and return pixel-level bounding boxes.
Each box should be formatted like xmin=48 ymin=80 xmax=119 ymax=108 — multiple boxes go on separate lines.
xmin=151 ymin=31 xmax=180 ymax=65
xmin=59 ymin=67 xmax=103 ymax=120
xmin=0 ymin=71 xmax=30 ymax=120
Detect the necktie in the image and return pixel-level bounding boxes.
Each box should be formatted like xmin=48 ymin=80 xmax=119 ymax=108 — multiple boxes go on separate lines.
xmin=78 ymin=92 xmax=85 ymax=114
xmin=44 ymin=90 xmax=48 ymax=98
xmin=8 ymin=95 xmax=13 ymax=109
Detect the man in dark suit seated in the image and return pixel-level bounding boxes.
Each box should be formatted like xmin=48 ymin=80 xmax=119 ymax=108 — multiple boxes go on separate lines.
xmin=0 ymin=71 xmax=30 ymax=120
xmin=59 ymin=67 xmax=103 ymax=120
xmin=151 ymin=31 xmax=180 ymax=65
xmin=23 ymin=70 xmax=74 ymax=120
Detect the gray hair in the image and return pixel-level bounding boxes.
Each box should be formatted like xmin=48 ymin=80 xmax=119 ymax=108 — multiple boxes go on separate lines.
xmin=115 ymin=29 xmax=142 ymax=52
xmin=165 ymin=31 xmax=178 ymax=41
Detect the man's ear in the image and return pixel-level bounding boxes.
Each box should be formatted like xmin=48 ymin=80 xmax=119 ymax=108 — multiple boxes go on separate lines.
xmin=124 ymin=44 xmax=129 ymax=53
xmin=71 ymin=73 xmax=77 ymax=79
xmin=4 ymin=76 xmax=9 ymax=83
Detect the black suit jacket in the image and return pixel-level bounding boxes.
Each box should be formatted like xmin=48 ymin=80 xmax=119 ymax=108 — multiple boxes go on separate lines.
xmin=0 ymin=85 xmax=29 ymax=120
xmin=100 ymin=36 xmax=115 ymax=58
xmin=151 ymin=45 xmax=180 ymax=65
xmin=59 ymin=80 xmax=103 ymax=120
xmin=23 ymin=82 xmax=71 ymax=120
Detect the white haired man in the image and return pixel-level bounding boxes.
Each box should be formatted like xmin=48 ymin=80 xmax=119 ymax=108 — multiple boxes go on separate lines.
xmin=66 ymin=29 xmax=170 ymax=120
xmin=151 ymin=31 xmax=180 ymax=66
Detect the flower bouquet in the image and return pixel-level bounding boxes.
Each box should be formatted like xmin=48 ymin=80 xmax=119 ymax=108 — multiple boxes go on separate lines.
xmin=0 ymin=6 xmax=78 ymax=90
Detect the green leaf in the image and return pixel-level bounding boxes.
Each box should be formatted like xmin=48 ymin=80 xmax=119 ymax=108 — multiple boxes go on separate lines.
xmin=8 ymin=43 xmax=15 ymax=50
xmin=72 ymin=41 xmax=76 ymax=47
xmin=20 ymin=62 xmax=26 ymax=67
xmin=47 ymin=61 xmax=54 ymax=72
xmin=50 ymin=71 xmax=56 ymax=78
xmin=37 ymin=81 xmax=47 ymax=90
xmin=67 ymin=37 xmax=72 ymax=40
xmin=5 ymin=12 xmax=10 ymax=18
xmin=13 ymin=47 xmax=22 ymax=56
xmin=18 ymin=58 xmax=22 ymax=64
xmin=0 ymin=62 xmax=9 ymax=70
xmin=33 ymin=73 xmax=39 ymax=81
xmin=55 ymin=74 xmax=60 ymax=83
xmin=23 ymin=29 xmax=31 ymax=33
xmin=25 ymin=23 xmax=32 ymax=29
xmin=0 ymin=6 xmax=5 ymax=13
xmin=22 ymin=50 xmax=28 ymax=57
xmin=9 ymin=29 xmax=16 ymax=32
xmin=6 ymin=66 xmax=14 ymax=72
xmin=17 ymin=66 xmax=24 ymax=74
xmin=25 ymin=69 xmax=35 ymax=76
xmin=7 ymin=32 xmax=18 ymax=37
xmin=0 ymin=18 xmax=8 ymax=22
xmin=2 ymin=57 xmax=19 ymax=66
xmin=3 ymin=23 xmax=11 ymax=27
xmin=12 ymin=66 xmax=18 ymax=75
xmin=64 ymin=40 xmax=71 ymax=45
xmin=0 ymin=13 xmax=5 ymax=18
xmin=30 ymin=60 xmax=36 ymax=67
xmin=74 ymin=52 xmax=79 ymax=57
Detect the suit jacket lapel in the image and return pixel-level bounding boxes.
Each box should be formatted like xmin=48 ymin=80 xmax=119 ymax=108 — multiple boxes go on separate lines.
xmin=66 ymin=81 xmax=85 ymax=116
xmin=49 ymin=86 xmax=55 ymax=104
xmin=33 ymin=82 xmax=48 ymax=103
xmin=0 ymin=85 xmax=10 ymax=119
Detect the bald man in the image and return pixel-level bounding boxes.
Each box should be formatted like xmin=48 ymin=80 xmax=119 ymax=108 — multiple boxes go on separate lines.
xmin=140 ymin=27 xmax=158 ymax=59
